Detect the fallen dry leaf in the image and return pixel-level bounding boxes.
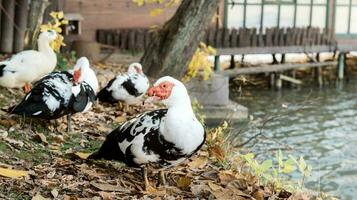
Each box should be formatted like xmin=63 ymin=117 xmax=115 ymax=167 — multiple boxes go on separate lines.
xmin=90 ymin=181 xmax=130 ymax=192
xmin=51 ymin=188 xmax=59 ymax=198
xmin=218 ymin=170 xmax=238 ymax=185
xmin=115 ymin=116 xmax=126 ymax=123
xmin=176 ymin=176 xmax=191 ymax=190
xmin=74 ymin=152 xmax=91 ymax=160
xmin=33 ymin=133 xmax=48 ymax=145
xmin=188 ymin=156 xmax=207 ymax=169
xmin=0 ymin=167 xmax=28 ymax=178
xmin=209 ymin=145 xmax=225 ymax=161
xmin=32 ymin=193 xmax=50 ymax=200
xmin=98 ymin=191 xmax=113 ymax=200
xmin=145 ymin=186 xmax=167 ymax=196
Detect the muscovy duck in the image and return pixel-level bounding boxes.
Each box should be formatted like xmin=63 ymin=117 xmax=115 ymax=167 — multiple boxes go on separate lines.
xmin=97 ymin=63 xmax=149 ymax=105
xmin=0 ymin=30 xmax=58 ymax=92
xmin=6 ymin=57 xmax=98 ymax=132
xmin=89 ymin=76 xmax=205 ymax=188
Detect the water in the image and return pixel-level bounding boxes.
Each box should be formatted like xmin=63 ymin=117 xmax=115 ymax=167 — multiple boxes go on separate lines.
xmin=233 ymin=80 xmax=357 ymax=199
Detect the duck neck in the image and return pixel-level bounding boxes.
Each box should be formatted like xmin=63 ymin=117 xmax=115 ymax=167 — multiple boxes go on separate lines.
xmin=166 ymin=93 xmax=194 ymax=119
xmin=37 ymin=38 xmax=56 ymax=63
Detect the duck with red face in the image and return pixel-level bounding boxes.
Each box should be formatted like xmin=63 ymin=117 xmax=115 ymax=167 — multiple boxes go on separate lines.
xmin=4 ymin=57 xmax=98 ymax=133
xmin=97 ymin=63 xmax=150 ymax=105
xmin=89 ymin=76 xmax=205 ymax=189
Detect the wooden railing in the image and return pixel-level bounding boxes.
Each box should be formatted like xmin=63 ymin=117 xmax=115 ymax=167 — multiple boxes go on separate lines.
xmin=96 ymin=27 xmax=337 ymax=54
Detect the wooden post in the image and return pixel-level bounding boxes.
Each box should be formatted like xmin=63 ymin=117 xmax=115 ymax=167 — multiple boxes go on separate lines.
xmin=13 ymin=0 xmax=28 ymax=52
xmin=229 ymin=55 xmax=235 ymax=69
xmin=315 ymin=53 xmax=323 ymax=87
xmin=276 ymin=73 xmax=282 ymax=90
xmin=25 ymin=0 xmax=49 ymax=49
xmin=290 ymin=70 xmax=296 ymax=88
xmin=337 ymin=52 xmax=345 ymax=80
xmin=270 ymin=73 xmax=275 ymax=89
xmin=0 ymin=0 xmax=15 ymax=53
xmin=272 ymin=54 xmax=278 ymax=64
xmin=214 ymin=55 xmax=221 ymax=71
xmin=281 ymin=54 xmax=286 ymax=64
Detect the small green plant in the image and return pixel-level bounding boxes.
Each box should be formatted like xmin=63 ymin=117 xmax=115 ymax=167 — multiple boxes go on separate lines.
xmin=56 ymin=51 xmax=77 ymax=71
xmin=241 ymin=150 xmax=312 ymax=192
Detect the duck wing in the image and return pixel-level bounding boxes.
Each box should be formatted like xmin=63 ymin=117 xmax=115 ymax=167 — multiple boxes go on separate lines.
xmin=8 ymin=72 xmax=73 ymax=119
xmin=89 ymin=109 xmax=188 ymax=167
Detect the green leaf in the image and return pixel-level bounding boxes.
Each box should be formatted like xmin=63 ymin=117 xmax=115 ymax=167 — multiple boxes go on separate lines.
xmin=277 ymin=150 xmax=283 ymax=167
xmin=282 ymin=158 xmax=297 ymax=174
xmin=243 ymin=153 xmax=255 ymax=160
xmin=260 ymin=160 xmax=273 ymax=172
xmin=298 ymin=156 xmax=307 ymax=172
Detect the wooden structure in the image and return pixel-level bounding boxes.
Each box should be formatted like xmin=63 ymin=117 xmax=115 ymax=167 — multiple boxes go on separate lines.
xmin=96 ymin=27 xmax=336 ymax=52
xmin=0 ymin=0 xmax=59 ymax=54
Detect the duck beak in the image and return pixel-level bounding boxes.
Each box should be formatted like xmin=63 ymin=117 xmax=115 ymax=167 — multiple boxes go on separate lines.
xmin=147 ymin=86 xmax=159 ymax=97
xmin=73 ymin=69 xmax=81 ymax=84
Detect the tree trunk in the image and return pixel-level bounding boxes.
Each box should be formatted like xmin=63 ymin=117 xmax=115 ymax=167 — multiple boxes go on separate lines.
xmin=141 ymin=0 xmax=219 ymax=79
xmin=0 ymin=0 xmax=2 ymax=44
xmin=25 ymin=0 xmax=49 ymax=49
xmin=0 ymin=0 xmax=15 ymax=53
xmin=13 ymin=0 xmax=28 ymax=52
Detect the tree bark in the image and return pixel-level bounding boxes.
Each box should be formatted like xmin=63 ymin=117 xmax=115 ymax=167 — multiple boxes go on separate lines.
xmin=0 ymin=0 xmax=2 ymax=44
xmin=0 ymin=0 xmax=15 ymax=53
xmin=25 ymin=0 xmax=49 ymax=49
xmin=13 ymin=0 xmax=28 ymax=52
xmin=140 ymin=0 xmax=219 ymax=79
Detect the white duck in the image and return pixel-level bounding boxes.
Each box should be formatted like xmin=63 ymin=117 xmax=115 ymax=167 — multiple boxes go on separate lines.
xmin=97 ymin=62 xmax=149 ymax=105
xmin=89 ymin=76 xmax=205 ymax=188
xmin=0 ymin=30 xmax=58 ymax=92
xmin=6 ymin=57 xmax=98 ymax=132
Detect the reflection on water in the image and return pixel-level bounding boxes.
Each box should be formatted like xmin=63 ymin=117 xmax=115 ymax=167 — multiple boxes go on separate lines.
xmin=233 ymin=80 xmax=357 ymax=199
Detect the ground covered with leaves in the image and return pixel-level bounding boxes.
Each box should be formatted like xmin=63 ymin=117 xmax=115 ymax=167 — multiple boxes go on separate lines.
xmin=0 ymin=60 xmax=314 ymax=200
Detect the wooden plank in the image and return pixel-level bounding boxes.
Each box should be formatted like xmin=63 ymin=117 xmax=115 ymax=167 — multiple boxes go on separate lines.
xmin=220 ymin=61 xmax=337 ymax=77
xmin=280 ymin=74 xmax=302 ymax=85
xmin=230 ymin=28 xmax=238 ymax=48
xmin=97 ymin=30 xmax=106 ymax=43
xmin=273 ymin=27 xmax=279 ymax=46
xmin=144 ymin=29 xmax=151 ymax=49
xmin=106 ymin=30 xmax=113 ymax=45
xmin=265 ymin=28 xmax=274 ymax=46
xmin=286 ymin=28 xmax=293 ymax=46
xmin=295 ymin=28 xmax=302 ymax=45
xmin=315 ymin=28 xmax=321 ymax=45
xmin=0 ymin=0 xmax=15 ymax=53
xmin=258 ymin=32 xmax=264 ymax=47
xmin=13 ymin=0 xmax=28 ymax=52
xmin=215 ymin=28 xmax=223 ymax=48
xmin=223 ymin=28 xmax=230 ymax=48
xmin=250 ymin=28 xmax=257 ymax=47
xmin=113 ymin=30 xmax=120 ymax=47
xmin=278 ymin=28 xmax=285 ymax=46
xmin=135 ymin=29 xmax=145 ymax=51
xmin=128 ymin=29 xmax=136 ymax=51
xmin=217 ymin=45 xmax=336 ymax=55
xmin=120 ymin=29 xmax=128 ymax=49
xmin=207 ymin=28 xmax=215 ymax=47
xmin=239 ymin=28 xmax=250 ymax=47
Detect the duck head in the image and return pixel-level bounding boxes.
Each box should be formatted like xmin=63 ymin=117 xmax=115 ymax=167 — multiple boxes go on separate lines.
xmin=38 ymin=30 xmax=58 ymax=42
xmin=73 ymin=57 xmax=99 ymax=93
xmin=147 ymin=76 xmax=190 ymax=108
xmin=127 ymin=63 xmax=144 ymax=75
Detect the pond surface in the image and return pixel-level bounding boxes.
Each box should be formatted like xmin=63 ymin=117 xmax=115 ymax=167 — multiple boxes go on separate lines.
xmin=233 ymin=79 xmax=357 ymax=199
